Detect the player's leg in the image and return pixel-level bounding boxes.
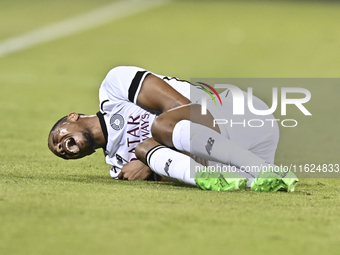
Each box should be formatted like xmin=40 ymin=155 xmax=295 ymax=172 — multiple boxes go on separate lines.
xmin=151 ymin=104 xmax=298 ymax=192
xmin=151 ymin=104 xmax=269 ymax=171
xmin=135 ymin=138 xmax=195 ymax=185
xmin=171 ymin=118 xmax=300 ymax=191
xmin=135 ymin=138 xmax=248 ymax=191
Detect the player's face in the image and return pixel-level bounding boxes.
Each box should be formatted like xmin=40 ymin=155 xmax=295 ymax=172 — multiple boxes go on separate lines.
xmin=48 ymin=121 xmax=95 ymax=160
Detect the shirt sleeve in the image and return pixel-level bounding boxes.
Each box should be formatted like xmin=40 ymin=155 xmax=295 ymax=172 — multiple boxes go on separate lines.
xmin=109 ymin=165 xmax=121 ymax=180
xmin=101 ymin=66 xmax=152 ymax=104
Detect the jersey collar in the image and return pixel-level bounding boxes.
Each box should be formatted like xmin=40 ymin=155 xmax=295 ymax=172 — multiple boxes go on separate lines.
xmin=96 ymin=111 xmax=108 ymax=151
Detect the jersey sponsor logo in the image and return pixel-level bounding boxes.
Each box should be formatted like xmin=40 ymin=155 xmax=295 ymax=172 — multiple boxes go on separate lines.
xmin=110 ymin=114 xmax=125 ymax=130
xmin=164 ymin=158 xmax=172 ymax=176
xmin=205 ymin=137 xmax=215 ymax=155
xmin=126 ymin=113 xmax=151 ymax=161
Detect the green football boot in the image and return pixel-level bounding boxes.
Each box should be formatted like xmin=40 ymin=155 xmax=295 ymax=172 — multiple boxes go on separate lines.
xmin=251 ymin=167 xmax=299 ymax=192
xmin=195 ymin=170 xmax=248 ymax=191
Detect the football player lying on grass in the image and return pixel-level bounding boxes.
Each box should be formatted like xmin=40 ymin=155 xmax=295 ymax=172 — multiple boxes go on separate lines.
xmin=48 ymin=66 xmax=298 ymax=192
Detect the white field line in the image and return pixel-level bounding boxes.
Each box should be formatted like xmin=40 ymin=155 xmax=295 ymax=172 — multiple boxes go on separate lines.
xmin=0 ymin=0 xmax=169 ymax=58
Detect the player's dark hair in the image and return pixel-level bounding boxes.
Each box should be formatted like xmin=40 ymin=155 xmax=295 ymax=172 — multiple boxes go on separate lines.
xmin=49 ymin=115 xmax=68 ymax=135
xmin=49 ymin=113 xmax=86 ymax=135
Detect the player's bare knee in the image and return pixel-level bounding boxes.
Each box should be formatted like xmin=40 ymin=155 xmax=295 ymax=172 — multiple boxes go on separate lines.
xmin=135 ymin=138 xmax=159 ymax=164
xmin=150 ymin=115 xmax=175 ymax=146
xmin=135 ymin=143 xmax=147 ymax=162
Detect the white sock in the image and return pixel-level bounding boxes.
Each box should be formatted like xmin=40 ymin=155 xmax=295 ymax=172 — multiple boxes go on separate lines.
xmin=146 ymin=145 xmax=198 ymax=186
xmin=172 ymin=120 xmax=271 ymax=173
xmin=172 ymin=120 xmax=190 ymax=151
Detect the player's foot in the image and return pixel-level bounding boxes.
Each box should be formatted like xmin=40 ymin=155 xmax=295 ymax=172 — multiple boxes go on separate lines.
xmin=250 ymin=167 xmax=299 ymax=192
xmin=195 ymin=170 xmax=248 ymax=191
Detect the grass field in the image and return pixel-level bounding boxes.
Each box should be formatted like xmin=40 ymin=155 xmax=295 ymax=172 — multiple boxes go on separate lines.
xmin=1 ymin=0 xmax=340 ymax=254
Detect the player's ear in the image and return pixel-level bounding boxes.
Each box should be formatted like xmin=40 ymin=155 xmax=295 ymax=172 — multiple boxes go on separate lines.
xmin=67 ymin=112 xmax=80 ymax=122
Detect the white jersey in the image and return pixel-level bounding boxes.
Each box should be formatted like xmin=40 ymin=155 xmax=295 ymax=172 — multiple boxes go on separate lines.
xmin=97 ymin=66 xmax=279 ymax=179
xmin=97 ymin=66 xmax=206 ymax=179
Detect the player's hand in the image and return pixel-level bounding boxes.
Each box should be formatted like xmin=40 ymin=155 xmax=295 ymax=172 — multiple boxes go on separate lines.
xmin=117 ymin=160 xmax=153 ymax=181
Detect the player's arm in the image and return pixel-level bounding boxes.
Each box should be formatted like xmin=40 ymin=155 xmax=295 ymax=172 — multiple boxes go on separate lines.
xmin=135 ymin=71 xmax=220 ymax=147
xmin=136 ymin=74 xmax=191 ymax=113
xmin=103 ymin=67 xmax=189 ymax=113
xmin=117 ymin=160 xmax=167 ymax=181
xmin=117 ymin=160 xmax=153 ymax=180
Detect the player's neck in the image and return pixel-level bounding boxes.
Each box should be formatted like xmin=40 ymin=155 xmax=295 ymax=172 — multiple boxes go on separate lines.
xmin=81 ymin=115 xmax=106 ymax=149
xmin=93 ymin=116 xmax=107 ymax=149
